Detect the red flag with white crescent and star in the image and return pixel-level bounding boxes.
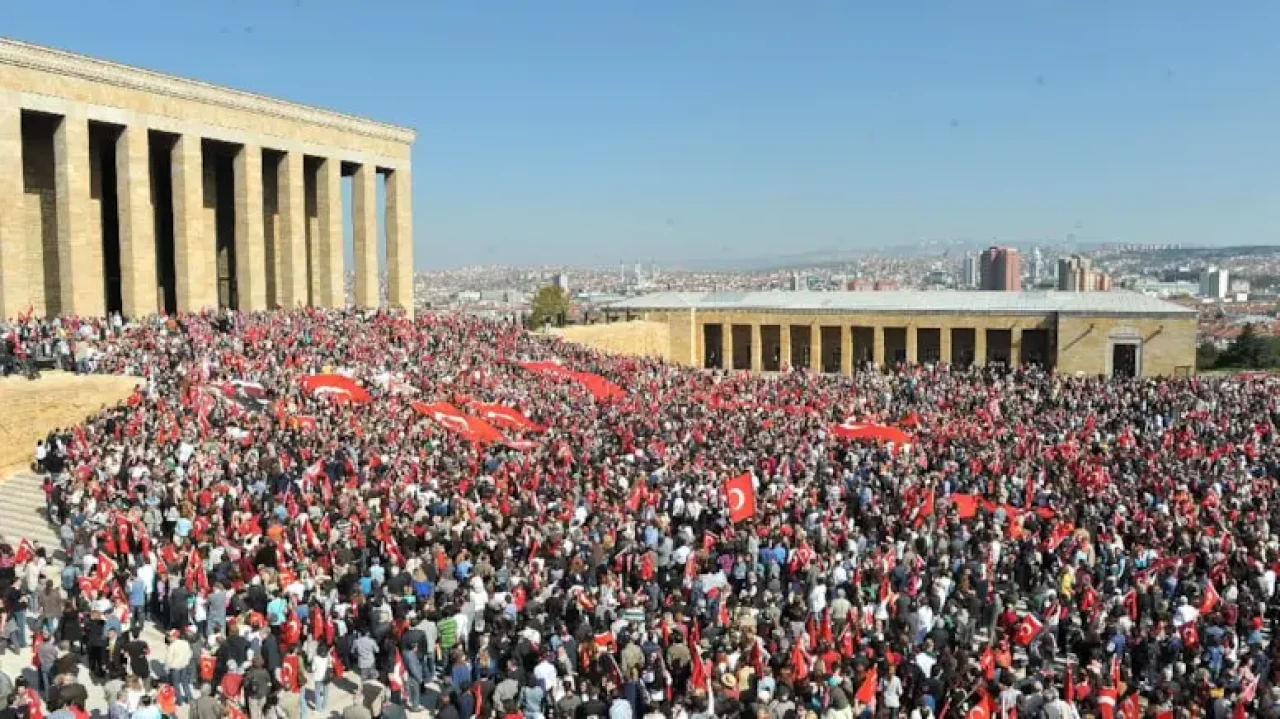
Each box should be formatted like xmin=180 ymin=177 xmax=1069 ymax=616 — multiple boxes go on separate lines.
xmin=1013 ymin=614 xmax=1043 ymax=647
xmin=724 ymin=472 xmax=756 ymax=524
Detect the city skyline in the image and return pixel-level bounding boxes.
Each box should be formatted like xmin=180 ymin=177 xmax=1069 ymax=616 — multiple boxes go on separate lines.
xmin=7 ymin=1 xmax=1279 ymax=269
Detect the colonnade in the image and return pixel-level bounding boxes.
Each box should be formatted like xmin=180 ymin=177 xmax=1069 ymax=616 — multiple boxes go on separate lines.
xmin=702 ymin=321 xmax=1053 ymax=373
xmin=0 ymin=106 xmax=413 ymax=320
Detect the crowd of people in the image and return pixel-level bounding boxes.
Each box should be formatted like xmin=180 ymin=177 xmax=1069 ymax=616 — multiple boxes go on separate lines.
xmin=0 ymin=308 xmax=1279 ymax=719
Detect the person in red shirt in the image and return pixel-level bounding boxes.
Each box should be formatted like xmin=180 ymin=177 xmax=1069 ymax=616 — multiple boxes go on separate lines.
xmin=220 ymin=660 xmax=244 ymax=704
xmin=156 ymin=681 xmax=178 ymax=717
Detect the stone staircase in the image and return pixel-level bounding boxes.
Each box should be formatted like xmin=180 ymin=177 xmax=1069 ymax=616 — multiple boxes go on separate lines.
xmin=0 ymin=470 xmax=62 ymax=564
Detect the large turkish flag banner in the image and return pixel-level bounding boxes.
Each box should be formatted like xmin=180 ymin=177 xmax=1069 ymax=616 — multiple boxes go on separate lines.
xmin=725 ymin=472 xmax=756 ymax=524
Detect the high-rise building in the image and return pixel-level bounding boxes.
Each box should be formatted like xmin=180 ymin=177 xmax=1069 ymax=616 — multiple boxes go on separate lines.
xmin=961 ymin=254 xmax=980 ymax=288
xmin=1057 ymin=255 xmax=1113 ymax=291
xmin=790 ymin=272 xmax=804 ymax=291
xmin=552 ymin=273 xmax=570 ymax=293
xmin=1031 ymin=247 xmax=1044 ymax=283
xmin=979 ymin=246 xmax=1021 ymax=291
xmin=1058 ymin=256 xmax=1090 ymax=291
xmin=1199 ymin=267 xmax=1229 ymax=299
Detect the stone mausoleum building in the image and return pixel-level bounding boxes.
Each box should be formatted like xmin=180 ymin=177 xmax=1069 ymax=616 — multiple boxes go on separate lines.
xmin=604 ymin=291 xmax=1197 ymax=378
xmin=0 ymin=39 xmax=415 ymax=321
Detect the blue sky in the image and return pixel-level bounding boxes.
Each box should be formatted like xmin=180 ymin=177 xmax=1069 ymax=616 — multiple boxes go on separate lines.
xmin=7 ymin=1 xmax=1280 ymax=269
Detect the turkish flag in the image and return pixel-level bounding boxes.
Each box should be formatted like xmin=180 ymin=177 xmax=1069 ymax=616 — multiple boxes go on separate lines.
xmin=855 ymin=667 xmax=877 ymax=705
xmin=830 ymin=422 xmax=912 ymax=447
xmin=411 ymin=402 xmax=506 ymax=444
xmin=979 ymin=647 xmax=995 ymax=681
xmin=1179 ymin=622 xmax=1199 ymax=650
xmin=1013 ymin=614 xmax=1043 ymax=647
xmin=470 ymin=402 xmax=546 ymax=432
xmin=790 ymin=642 xmax=811 ymax=682
xmin=951 ymin=494 xmax=982 ymax=519
xmin=1200 ymin=581 xmax=1220 ymax=615
xmin=913 ymin=488 xmax=935 ymax=528
xmin=965 ymin=689 xmax=995 ymax=719
xmin=13 ymin=539 xmax=34 ymax=565
xmin=724 ymin=472 xmax=756 ymax=524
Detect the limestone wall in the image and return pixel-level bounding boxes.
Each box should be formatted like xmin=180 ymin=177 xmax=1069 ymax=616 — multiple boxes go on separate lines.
xmin=551 ymin=321 xmax=672 ymax=361
xmin=622 ymin=308 xmax=1195 ymax=378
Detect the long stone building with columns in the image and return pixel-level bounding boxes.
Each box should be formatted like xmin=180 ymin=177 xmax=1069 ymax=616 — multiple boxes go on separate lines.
xmin=604 ymin=291 xmax=1197 ymax=378
xmin=0 ymin=39 xmax=414 ymax=321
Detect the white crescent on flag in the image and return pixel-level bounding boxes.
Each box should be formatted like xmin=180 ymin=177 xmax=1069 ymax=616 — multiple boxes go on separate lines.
xmin=432 ymin=412 xmax=471 ymax=434
xmin=729 ymin=487 xmax=747 ymax=513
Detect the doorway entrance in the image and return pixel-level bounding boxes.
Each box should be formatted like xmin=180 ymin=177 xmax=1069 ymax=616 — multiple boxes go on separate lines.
xmin=1112 ymin=343 xmax=1138 ymax=378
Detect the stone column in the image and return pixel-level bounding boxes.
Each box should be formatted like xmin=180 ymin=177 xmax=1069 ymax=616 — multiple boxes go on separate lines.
xmin=1010 ymin=327 xmax=1022 ymax=367
xmin=352 ymin=163 xmax=379 ymax=308
xmin=940 ymin=326 xmax=953 ymax=365
xmin=0 ymin=106 xmax=29 ymax=320
xmin=55 ymin=111 xmax=104 ymax=317
xmin=810 ymin=322 xmax=822 ymax=371
xmin=696 ymin=317 xmax=706 ymax=363
xmin=750 ymin=323 xmax=762 ymax=371
xmin=233 ymin=144 xmax=266 ymax=311
xmin=840 ymin=325 xmax=853 ymax=375
xmin=315 ymin=157 xmax=343 ymax=307
xmin=171 ymin=134 xmax=213 ymax=311
xmin=873 ymin=326 xmax=886 ymax=368
xmin=278 ymin=151 xmax=307 ymax=307
xmin=780 ymin=324 xmax=792 ymax=370
xmin=906 ymin=325 xmax=918 ymax=364
xmin=202 ymin=152 xmax=219 ymax=303
xmin=722 ymin=322 xmax=734 ymax=370
xmin=385 ymin=166 xmax=415 ymax=316
xmin=115 ymin=124 xmax=157 ymax=318
xmin=974 ymin=327 xmax=988 ymax=366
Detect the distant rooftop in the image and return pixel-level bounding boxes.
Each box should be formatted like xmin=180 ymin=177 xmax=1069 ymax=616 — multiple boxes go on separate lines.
xmin=605 ymin=290 xmax=1197 ymax=316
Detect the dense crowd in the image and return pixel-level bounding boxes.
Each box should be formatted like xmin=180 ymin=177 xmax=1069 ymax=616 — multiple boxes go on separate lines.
xmin=1 ymin=308 xmax=1279 ymax=719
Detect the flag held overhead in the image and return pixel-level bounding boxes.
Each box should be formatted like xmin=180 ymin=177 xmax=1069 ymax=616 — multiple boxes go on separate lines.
xmin=725 ymin=472 xmax=756 ymax=524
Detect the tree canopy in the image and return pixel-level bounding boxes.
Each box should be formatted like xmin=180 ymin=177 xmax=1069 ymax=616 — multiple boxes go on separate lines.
xmin=1203 ymin=322 xmax=1280 ymax=370
xmin=528 ymin=285 xmax=572 ymax=330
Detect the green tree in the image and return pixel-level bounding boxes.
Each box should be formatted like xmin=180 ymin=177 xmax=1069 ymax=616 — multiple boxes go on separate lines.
xmin=1228 ymin=323 xmax=1267 ymax=368
xmin=528 ymin=285 xmax=572 ymax=330
xmin=1195 ymin=341 xmax=1219 ymax=370
xmin=1213 ymin=323 xmax=1280 ymax=369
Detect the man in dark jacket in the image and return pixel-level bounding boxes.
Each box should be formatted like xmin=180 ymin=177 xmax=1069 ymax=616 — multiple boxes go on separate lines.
xmin=84 ymin=610 xmax=109 ymax=679
xmin=258 ymin=625 xmax=282 ymax=679
xmin=126 ymin=628 xmax=150 ymax=686
xmin=168 ymin=586 xmax=190 ymax=629
xmin=242 ymin=655 xmax=273 ymax=719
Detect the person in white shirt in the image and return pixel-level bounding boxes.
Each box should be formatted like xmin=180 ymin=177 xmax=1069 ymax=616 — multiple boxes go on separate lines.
xmin=881 ymin=665 xmax=904 ymax=718
xmin=1172 ymin=596 xmax=1200 ymax=628
xmin=533 ymin=655 xmax=558 ymax=691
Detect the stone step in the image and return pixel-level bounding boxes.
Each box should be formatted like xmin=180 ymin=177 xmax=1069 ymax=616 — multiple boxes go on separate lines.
xmin=0 ymin=507 xmax=57 ymax=537
xmin=0 ymin=471 xmax=63 ymax=565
